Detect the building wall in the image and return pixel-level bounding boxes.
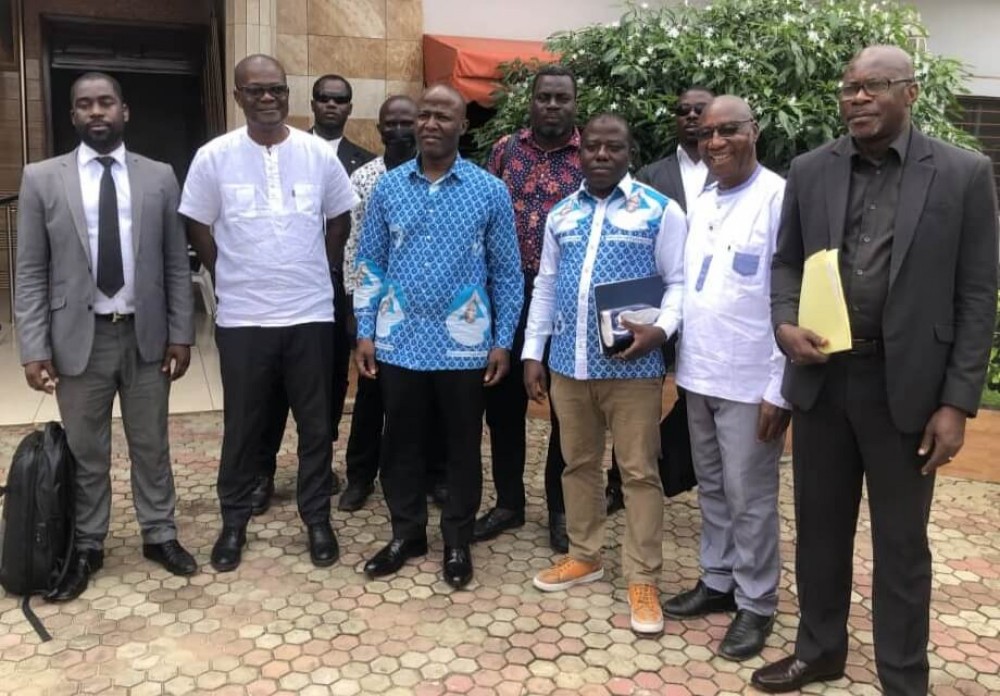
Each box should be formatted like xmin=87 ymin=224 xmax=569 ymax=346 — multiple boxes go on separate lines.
xmin=423 ymin=0 xmax=674 ymax=41
xmin=273 ymin=0 xmax=423 ymax=153
xmin=910 ymin=0 xmax=1000 ymax=98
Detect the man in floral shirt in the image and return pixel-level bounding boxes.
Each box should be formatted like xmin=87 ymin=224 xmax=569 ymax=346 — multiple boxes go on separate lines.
xmin=474 ymin=65 xmax=586 ymax=553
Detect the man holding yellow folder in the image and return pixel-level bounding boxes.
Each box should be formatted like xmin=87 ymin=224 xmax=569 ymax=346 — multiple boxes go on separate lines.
xmin=756 ymin=45 xmax=999 ymax=695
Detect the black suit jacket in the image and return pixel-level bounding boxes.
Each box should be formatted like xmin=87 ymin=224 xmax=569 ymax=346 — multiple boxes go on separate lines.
xmin=636 ymin=153 xmax=687 ymax=211
xmin=337 ymin=137 xmax=376 ymax=176
xmin=771 ymin=129 xmax=999 ymax=433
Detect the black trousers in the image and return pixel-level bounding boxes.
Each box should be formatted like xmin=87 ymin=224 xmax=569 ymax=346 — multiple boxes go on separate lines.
xmin=258 ymin=276 xmax=351 ymax=478
xmin=485 ymin=293 xmax=567 ymax=514
xmin=344 ymin=370 xmax=447 ymax=489
xmin=380 ymin=364 xmax=485 ymax=546
xmin=216 ymin=323 xmax=334 ymax=528
xmin=792 ymin=354 xmax=935 ymax=696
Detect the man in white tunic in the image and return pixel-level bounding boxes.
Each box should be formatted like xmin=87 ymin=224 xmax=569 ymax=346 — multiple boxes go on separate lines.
xmin=665 ymin=96 xmax=790 ymax=661
xmin=181 ymin=55 xmax=357 ymax=572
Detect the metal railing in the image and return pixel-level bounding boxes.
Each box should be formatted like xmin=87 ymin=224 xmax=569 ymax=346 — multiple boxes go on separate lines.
xmin=1 ymin=194 xmax=18 ymax=336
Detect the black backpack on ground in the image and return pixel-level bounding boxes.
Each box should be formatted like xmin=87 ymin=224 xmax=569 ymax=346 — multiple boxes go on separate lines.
xmin=0 ymin=422 xmax=76 ymax=641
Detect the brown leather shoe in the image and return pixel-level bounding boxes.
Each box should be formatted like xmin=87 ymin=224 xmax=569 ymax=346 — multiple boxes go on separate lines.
xmin=751 ymin=655 xmax=844 ymax=693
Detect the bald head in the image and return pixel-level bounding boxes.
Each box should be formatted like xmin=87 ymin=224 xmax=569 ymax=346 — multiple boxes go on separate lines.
xmin=847 ymin=45 xmax=914 ymax=80
xmin=235 ymin=54 xmax=285 ymax=85
xmin=701 ymin=95 xmax=753 ymax=123
xmin=421 ymin=84 xmax=467 ymax=119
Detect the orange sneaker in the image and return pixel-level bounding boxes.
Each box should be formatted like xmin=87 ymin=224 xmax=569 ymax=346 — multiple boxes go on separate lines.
xmin=629 ymin=583 xmax=664 ymax=635
xmin=532 ymin=557 xmax=604 ymax=592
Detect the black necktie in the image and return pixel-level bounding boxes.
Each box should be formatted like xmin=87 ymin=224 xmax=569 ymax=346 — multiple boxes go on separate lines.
xmin=96 ymin=156 xmax=124 ymax=298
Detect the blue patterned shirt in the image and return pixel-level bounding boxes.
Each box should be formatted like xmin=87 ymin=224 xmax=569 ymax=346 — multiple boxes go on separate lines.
xmin=353 ymin=156 xmax=524 ymax=371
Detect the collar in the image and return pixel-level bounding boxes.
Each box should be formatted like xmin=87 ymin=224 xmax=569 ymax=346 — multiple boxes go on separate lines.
xmin=408 ymin=154 xmax=468 ymax=183
xmin=676 ymin=144 xmax=704 ymax=169
xmin=849 ymin=123 xmax=911 ymax=165
xmin=580 ymin=172 xmax=634 ymax=201
xmin=78 ymin=141 xmax=126 ymax=168
xmin=519 ymin=127 xmax=582 ymax=153
xmin=707 ymin=163 xmax=764 ymax=197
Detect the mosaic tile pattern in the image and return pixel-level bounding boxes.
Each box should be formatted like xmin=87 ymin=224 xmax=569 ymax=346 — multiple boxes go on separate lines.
xmin=0 ymin=413 xmax=997 ymax=695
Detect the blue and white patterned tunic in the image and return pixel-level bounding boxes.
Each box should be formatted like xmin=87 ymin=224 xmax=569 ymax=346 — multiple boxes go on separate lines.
xmin=523 ymin=174 xmax=687 ymax=381
xmin=353 ymin=156 xmax=524 ymax=371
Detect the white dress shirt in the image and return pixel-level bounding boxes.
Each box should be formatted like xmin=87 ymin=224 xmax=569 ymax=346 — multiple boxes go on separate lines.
xmin=179 ymin=126 xmax=358 ymax=328
xmin=676 ymin=165 xmax=789 ymax=408
xmin=677 ymin=144 xmax=709 ymax=212
xmin=78 ymin=142 xmax=135 ymax=314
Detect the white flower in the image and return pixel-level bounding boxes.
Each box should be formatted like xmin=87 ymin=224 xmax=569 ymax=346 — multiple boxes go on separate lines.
xmin=666 ymin=27 xmax=680 ymax=39
xmin=655 ymin=106 xmax=667 ymax=117
xmin=638 ymin=87 xmax=647 ymax=95
xmin=705 ymin=27 xmax=715 ymax=38
xmin=807 ymin=29 xmax=820 ymax=42
xmin=646 ymin=46 xmax=655 ymax=55
xmin=701 ymin=59 xmax=711 ymax=68
xmin=610 ymin=102 xmax=620 ymax=110
xmin=638 ymin=56 xmax=649 ymax=66
xmin=737 ymin=59 xmax=750 ymax=73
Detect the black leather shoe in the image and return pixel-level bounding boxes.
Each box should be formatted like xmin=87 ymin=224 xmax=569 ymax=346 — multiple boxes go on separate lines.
xmin=330 ymin=471 xmax=341 ymax=496
xmin=210 ymin=526 xmax=247 ymax=572
xmin=307 ymin=522 xmax=339 ymax=567
xmin=664 ymin=580 xmax=737 ymax=618
xmin=719 ymin=609 xmax=775 ymax=661
xmin=338 ymin=482 xmax=374 ymax=512
xmin=443 ymin=545 xmax=473 ymax=589
xmin=605 ymin=485 xmax=625 ymax=515
xmin=364 ymin=538 xmax=428 ymax=578
xmin=751 ymin=655 xmax=845 ymax=693
xmin=548 ymin=512 xmax=569 ymax=554
xmin=429 ymin=483 xmax=449 ymax=508
xmin=250 ymin=476 xmax=275 ymax=516
xmin=143 ymin=540 xmax=197 ymax=576
xmin=47 ymin=549 xmax=104 ymax=602
xmin=472 ymin=507 xmax=525 ymax=542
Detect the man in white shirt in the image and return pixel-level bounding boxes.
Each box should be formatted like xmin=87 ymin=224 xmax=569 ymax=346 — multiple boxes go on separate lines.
xmin=16 ymin=72 xmax=197 ymax=600
xmin=181 ymin=55 xmax=358 ymax=572
xmin=666 ymin=96 xmax=790 ymax=661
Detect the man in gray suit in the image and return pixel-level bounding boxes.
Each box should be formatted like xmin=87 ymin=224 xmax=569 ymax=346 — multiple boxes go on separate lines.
xmin=16 ymin=72 xmax=197 ymax=601
xmin=753 ymin=46 xmax=998 ymax=694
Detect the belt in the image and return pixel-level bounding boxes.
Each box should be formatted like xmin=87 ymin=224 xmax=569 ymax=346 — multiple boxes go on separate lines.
xmin=846 ymin=338 xmax=883 ymax=357
xmin=95 ymin=312 xmax=134 ymax=324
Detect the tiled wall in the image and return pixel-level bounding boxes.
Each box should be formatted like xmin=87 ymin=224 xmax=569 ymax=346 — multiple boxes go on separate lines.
xmin=274 ymin=0 xmax=424 ymax=153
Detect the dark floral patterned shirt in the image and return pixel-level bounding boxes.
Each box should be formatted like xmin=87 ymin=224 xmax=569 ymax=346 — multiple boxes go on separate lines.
xmin=486 ymin=128 xmax=583 ymax=277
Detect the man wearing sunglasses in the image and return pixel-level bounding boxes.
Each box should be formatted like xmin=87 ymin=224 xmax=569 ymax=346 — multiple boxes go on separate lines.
xmin=667 ymin=96 xmax=790 ymax=662
xmin=181 ymin=55 xmax=358 ymax=572
xmin=754 ymin=45 xmax=998 ymax=694
xmin=636 ymin=86 xmax=715 ymax=213
xmin=249 ymin=75 xmax=377 ymax=517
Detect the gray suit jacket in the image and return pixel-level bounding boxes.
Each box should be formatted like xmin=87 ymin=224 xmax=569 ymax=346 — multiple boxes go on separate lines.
xmin=636 ymin=153 xmax=687 ymax=211
xmin=15 ymin=149 xmax=194 ymax=376
xmin=771 ymin=129 xmax=999 ymax=432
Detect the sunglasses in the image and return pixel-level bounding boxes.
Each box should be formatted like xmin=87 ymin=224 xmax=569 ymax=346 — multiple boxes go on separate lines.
xmin=314 ymin=93 xmax=352 ymax=105
xmin=237 ymin=84 xmax=289 ymax=99
xmin=694 ymin=119 xmax=755 ymax=141
xmin=674 ymin=103 xmax=707 ymax=117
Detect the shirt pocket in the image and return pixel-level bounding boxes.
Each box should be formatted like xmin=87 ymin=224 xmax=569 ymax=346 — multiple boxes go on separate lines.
xmin=292 ymin=183 xmax=320 ymax=215
xmin=222 ymin=184 xmax=256 ymax=216
xmin=732 ymin=250 xmax=761 ymax=277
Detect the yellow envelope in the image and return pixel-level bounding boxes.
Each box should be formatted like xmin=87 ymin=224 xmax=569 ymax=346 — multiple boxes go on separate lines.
xmin=798 ymin=249 xmax=852 ymax=354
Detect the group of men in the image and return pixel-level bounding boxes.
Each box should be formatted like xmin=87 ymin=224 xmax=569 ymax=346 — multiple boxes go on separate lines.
xmin=15 ymin=41 xmax=998 ymax=696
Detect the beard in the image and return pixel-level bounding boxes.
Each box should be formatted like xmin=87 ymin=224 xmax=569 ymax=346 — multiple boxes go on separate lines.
xmin=534 ymin=120 xmax=572 ymax=142
xmin=75 ymin=121 xmax=125 ymax=153
xmin=383 ymin=131 xmax=417 ymax=166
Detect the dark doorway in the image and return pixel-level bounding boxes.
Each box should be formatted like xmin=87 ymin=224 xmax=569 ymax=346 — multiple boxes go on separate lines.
xmin=43 ymin=17 xmax=215 ymax=184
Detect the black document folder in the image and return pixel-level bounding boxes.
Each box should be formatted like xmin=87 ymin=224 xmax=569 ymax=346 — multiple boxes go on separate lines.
xmin=593 ymin=274 xmax=665 ymax=356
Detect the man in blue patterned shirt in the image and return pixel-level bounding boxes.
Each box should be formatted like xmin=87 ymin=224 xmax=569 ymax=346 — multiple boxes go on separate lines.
xmin=524 ymin=114 xmax=686 ymax=636
xmin=353 ymin=84 xmax=523 ymax=589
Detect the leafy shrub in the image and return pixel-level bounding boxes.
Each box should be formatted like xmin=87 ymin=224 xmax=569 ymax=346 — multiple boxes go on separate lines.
xmin=474 ymin=0 xmax=978 ymax=170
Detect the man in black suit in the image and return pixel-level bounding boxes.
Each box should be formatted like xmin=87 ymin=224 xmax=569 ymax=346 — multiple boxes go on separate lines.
xmin=752 ymin=45 xmax=998 ymax=695
xmin=635 ymin=85 xmax=714 ymax=213
xmin=250 ymin=74 xmax=376 ymax=514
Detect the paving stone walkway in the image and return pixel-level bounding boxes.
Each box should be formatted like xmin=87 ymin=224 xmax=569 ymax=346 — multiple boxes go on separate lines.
xmin=0 ymin=412 xmax=997 ymax=696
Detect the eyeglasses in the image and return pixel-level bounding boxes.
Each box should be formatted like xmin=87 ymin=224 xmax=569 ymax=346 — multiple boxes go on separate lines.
xmin=674 ymin=103 xmax=707 ymax=117
xmin=838 ymin=78 xmax=914 ymax=99
xmin=694 ymin=119 xmax=754 ymax=141
xmin=314 ymin=93 xmax=351 ymax=105
xmin=237 ymin=83 xmax=289 ymax=100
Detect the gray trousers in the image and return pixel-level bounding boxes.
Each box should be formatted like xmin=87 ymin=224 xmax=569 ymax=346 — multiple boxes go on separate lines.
xmin=686 ymin=391 xmax=782 ymax=615
xmin=55 ymin=319 xmax=178 ymax=551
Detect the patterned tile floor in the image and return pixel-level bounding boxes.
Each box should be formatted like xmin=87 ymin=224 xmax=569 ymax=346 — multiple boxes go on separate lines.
xmin=0 ymin=412 xmax=997 ymax=696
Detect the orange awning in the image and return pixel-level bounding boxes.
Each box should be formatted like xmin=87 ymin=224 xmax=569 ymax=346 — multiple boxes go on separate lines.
xmin=423 ymin=34 xmax=559 ymax=107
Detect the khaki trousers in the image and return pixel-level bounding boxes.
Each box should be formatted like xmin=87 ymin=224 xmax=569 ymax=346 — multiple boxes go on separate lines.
xmin=550 ymin=372 xmax=664 ymax=584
